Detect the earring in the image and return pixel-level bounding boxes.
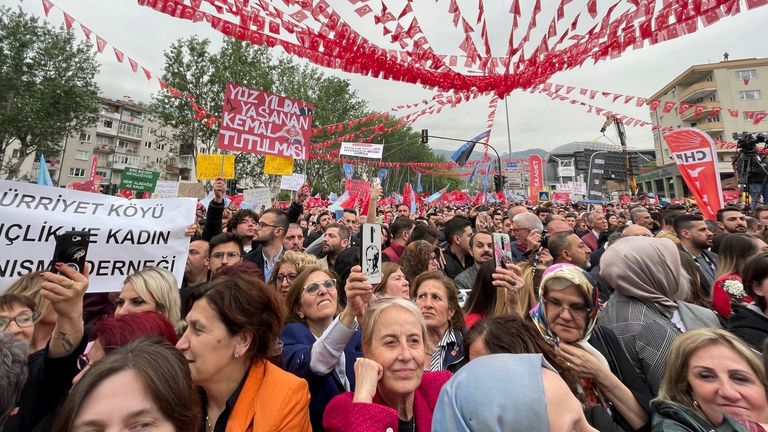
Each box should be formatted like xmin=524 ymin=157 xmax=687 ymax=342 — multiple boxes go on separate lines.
xmin=234 ymin=352 xmax=240 ymax=358
xmin=693 ymin=400 xmax=700 ymax=410
xmin=298 ymin=313 xmax=304 ymax=319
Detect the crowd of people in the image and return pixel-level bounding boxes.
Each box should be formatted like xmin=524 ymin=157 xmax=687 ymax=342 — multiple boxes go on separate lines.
xmin=3 ymin=177 xmax=768 ymax=432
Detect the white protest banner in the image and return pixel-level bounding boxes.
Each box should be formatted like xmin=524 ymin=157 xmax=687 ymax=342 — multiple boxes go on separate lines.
xmin=153 ymin=180 xmax=180 ymax=198
xmin=243 ymin=188 xmax=272 ymax=210
xmin=0 ymin=180 xmax=195 ymax=292
xmin=280 ymin=173 xmax=306 ymax=191
xmin=572 ymin=182 xmax=587 ymax=195
xmin=340 ymin=142 xmax=384 ymax=159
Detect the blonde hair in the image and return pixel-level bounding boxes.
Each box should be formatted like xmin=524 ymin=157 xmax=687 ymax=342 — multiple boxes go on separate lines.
xmin=518 ymin=262 xmax=543 ymax=318
xmin=268 ymin=251 xmax=318 ymax=286
xmin=361 ymin=297 xmax=433 ymax=356
xmin=657 ymin=329 xmax=767 ymax=410
xmin=5 ymin=272 xmax=52 ymax=322
xmin=123 ymin=267 xmax=181 ymax=326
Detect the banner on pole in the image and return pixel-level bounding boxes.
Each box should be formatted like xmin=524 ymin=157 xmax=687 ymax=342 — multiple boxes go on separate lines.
xmin=528 ymin=155 xmax=544 ymax=201
xmin=196 ymin=154 xmax=235 ymax=180
xmin=153 ymin=180 xmax=180 ymax=198
xmin=280 ymin=173 xmax=306 ymax=191
xmin=0 ymin=180 xmax=194 ymax=292
xmin=663 ymin=128 xmax=724 ymax=220
xmin=264 ymin=154 xmax=294 ymax=175
xmin=587 ymin=155 xmax=607 ymax=201
xmin=119 ymin=168 xmax=160 ymax=193
xmin=217 ymin=83 xmax=313 ymax=160
xmin=340 ymin=142 xmax=384 ymax=159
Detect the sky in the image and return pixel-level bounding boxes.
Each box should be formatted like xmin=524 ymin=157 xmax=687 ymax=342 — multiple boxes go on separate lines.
xmin=4 ymin=0 xmax=768 ymax=156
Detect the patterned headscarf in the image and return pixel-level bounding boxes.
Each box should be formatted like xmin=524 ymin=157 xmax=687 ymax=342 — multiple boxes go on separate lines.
xmin=529 ymin=263 xmax=601 ymax=345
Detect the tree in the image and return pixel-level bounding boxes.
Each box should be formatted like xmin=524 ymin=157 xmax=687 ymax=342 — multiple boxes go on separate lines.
xmin=0 ymin=6 xmax=100 ymax=179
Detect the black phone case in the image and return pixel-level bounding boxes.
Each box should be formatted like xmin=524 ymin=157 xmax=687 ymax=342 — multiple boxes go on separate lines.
xmin=50 ymin=231 xmax=91 ymax=274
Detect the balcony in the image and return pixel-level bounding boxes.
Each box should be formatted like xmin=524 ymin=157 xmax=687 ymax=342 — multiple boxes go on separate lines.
xmin=698 ymin=121 xmax=724 ymax=132
xmin=679 ymin=81 xmax=717 ymax=103
xmin=94 ymin=144 xmax=115 ymax=153
xmin=179 ymin=155 xmax=195 ymax=169
xmin=100 ymin=110 xmax=121 ymax=120
xmin=96 ymin=125 xmax=117 ymax=135
xmin=681 ymin=101 xmax=721 ymax=122
xmin=97 ymin=161 xmax=113 ymax=169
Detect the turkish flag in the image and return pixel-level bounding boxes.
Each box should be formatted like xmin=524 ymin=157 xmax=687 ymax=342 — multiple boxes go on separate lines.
xmin=663 ymin=129 xmax=724 ymax=219
xmin=113 ymin=48 xmax=124 ymax=63
xmin=128 ymin=58 xmax=139 ymax=72
xmin=745 ymin=0 xmax=768 ymax=9
xmin=354 ymin=4 xmax=373 ymax=17
xmin=694 ymin=105 xmax=705 ymax=117
xmin=662 ymin=101 xmax=676 ymax=113
xmin=41 ymin=0 xmax=54 ymax=16
xmin=95 ymin=36 xmax=107 ymax=53
xmin=63 ymin=12 xmax=75 ymax=30
xmin=586 ymin=0 xmax=598 ymax=18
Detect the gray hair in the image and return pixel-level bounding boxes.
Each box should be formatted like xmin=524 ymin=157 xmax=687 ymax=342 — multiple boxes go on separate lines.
xmin=630 ymin=206 xmax=649 ymax=223
xmin=512 ymin=212 xmax=544 ymax=232
xmin=0 ymin=333 xmax=28 ymax=429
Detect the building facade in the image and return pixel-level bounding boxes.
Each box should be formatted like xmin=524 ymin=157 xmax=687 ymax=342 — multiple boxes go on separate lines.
xmin=6 ymin=96 xmax=195 ymax=187
xmin=641 ymin=57 xmax=768 ymax=198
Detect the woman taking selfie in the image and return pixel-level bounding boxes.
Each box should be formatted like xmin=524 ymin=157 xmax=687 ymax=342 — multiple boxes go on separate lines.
xmin=323 ymin=297 xmax=451 ymax=431
xmin=653 ymin=328 xmax=768 ymax=431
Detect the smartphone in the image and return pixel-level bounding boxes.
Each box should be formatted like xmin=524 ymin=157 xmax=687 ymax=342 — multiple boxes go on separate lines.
xmin=478 ymin=204 xmax=490 ymax=212
xmin=49 ymin=231 xmax=91 ymax=274
xmin=334 ymin=209 xmax=344 ymax=220
xmin=360 ymin=223 xmax=382 ymax=284
xmin=492 ymin=233 xmax=512 ymax=268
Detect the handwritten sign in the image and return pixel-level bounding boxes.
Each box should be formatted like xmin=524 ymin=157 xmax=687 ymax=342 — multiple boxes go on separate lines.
xmin=243 ymin=188 xmax=272 ymax=210
xmin=153 ymin=180 xmax=180 ymax=198
xmin=280 ymin=173 xmax=306 ymax=191
xmin=264 ymin=154 xmax=294 ymax=175
xmin=120 ymin=168 xmax=160 ymax=193
xmin=196 ymin=154 xmax=235 ymax=180
xmin=217 ymin=83 xmax=313 ymax=160
xmin=340 ymin=142 xmax=384 ymax=159
xmin=178 ymin=182 xmax=206 ymax=199
xmin=345 ymin=179 xmax=370 ymax=196
xmin=0 ymin=180 xmax=194 ymax=292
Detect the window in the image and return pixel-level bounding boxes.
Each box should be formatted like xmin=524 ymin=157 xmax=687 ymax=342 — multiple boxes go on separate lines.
xmin=117 ymin=140 xmax=132 ymax=150
xmin=709 ymin=94 xmax=717 ymax=102
xmin=11 ymin=149 xmax=20 ymax=159
xmin=156 ymin=143 xmax=166 ymax=151
xmin=113 ymin=154 xmax=139 ymax=166
xmin=118 ymin=122 xmax=144 ymax=139
xmin=79 ymin=132 xmax=91 ymax=142
xmin=95 ymin=169 xmax=109 ymax=178
xmin=736 ymin=69 xmax=758 ymax=80
xmin=156 ymin=157 xmax=163 ymax=164
xmin=148 ymin=127 xmax=157 ymax=135
xmin=142 ymin=155 xmax=150 ymax=162
xmin=706 ymin=115 xmax=721 ymax=123
xmin=75 ymin=150 xmax=90 ymax=160
xmin=102 ymin=119 xmax=113 ymax=128
xmin=144 ymin=141 xmax=152 ymax=149
xmin=69 ymin=167 xmax=86 ymax=177
xmin=96 ymin=136 xmax=113 ymax=146
xmin=739 ymin=90 xmax=761 ymax=100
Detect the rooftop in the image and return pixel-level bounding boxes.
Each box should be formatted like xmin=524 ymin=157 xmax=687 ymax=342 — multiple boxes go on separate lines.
xmin=649 ymin=57 xmax=768 ymax=100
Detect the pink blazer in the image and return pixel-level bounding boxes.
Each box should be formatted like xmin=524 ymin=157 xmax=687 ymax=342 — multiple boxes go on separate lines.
xmin=323 ymin=371 xmax=451 ymax=432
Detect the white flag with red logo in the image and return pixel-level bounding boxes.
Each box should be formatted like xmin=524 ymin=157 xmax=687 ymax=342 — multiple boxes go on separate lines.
xmin=663 ymin=128 xmax=724 ymax=219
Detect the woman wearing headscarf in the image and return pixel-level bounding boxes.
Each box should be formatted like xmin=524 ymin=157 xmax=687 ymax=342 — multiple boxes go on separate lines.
xmin=530 ymin=263 xmax=652 ymax=432
xmin=433 ymin=354 xmax=598 ymax=432
xmin=399 ymin=240 xmax=441 ymax=286
xmin=598 ymin=237 xmax=720 ymax=396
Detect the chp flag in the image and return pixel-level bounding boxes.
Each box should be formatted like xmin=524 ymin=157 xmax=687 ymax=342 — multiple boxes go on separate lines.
xmin=663 ymin=128 xmax=724 ymax=220
xmin=528 ymin=155 xmax=544 ymax=201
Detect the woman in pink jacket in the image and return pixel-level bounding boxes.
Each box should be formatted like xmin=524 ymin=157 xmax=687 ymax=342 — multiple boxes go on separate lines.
xmin=323 ymin=297 xmax=451 ymax=432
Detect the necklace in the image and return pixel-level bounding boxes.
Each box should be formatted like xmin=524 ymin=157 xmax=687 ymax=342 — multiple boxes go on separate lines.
xmin=206 ymin=414 xmax=213 ymax=432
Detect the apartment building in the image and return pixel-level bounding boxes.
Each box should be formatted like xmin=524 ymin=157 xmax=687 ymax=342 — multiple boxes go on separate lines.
xmin=640 ymin=57 xmax=768 ymax=198
xmin=8 ymin=96 xmax=195 ymax=186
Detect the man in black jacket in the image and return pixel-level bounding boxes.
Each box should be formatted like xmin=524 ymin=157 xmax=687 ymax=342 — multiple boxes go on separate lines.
xmin=676 ymin=214 xmax=718 ymax=298
xmin=442 ymin=217 xmax=474 ymax=279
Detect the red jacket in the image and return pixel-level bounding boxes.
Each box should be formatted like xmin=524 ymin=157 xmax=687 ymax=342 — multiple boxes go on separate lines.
xmin=382 ymin=242 xmax=406 ymax=263
xmin=323 ymin=371 xmax=451 ymax=432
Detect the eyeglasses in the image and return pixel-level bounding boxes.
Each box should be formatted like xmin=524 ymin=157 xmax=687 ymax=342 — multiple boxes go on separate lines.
xmin=276 ymin=273 xmax=298 ymax=283
xmin=0 ymin=312 xmax=38 ymax=331
xmin=256 ymin=222 xmax=279 ymax=229
xmin=511 ymin=227 xmax=530 ymax=233
xmin=303 ymin=279 xmax=337 ymax=295
xmin=210 ymin=251 xmax=241 ymax=260
xmin=543 ymin=297 xmax=591 ymax=317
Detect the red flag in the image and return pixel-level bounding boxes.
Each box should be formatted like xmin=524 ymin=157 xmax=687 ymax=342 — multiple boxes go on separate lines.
xmin=727 ymin=108 xmax=739 ymax=118
xmin=663 ymin=129 xmax=724 ymax=219
xmin=354 ymin=4 xmax=373 ymax=17
xmin=586 ymin=0 xmax=598 ymax=18
xmin=678 ymin=103 xmax=691 ymax=114
xmin=113 ymin=47 xmax=124 ymax=63
xmin=142 ymin=67 xmax=152 ymax=80
xmin=662 ymin=101 xmax=676 ymax=113
xmin=62 ymin=12 xmax=74 ymax=30
xmin=95 ymin=36 xmax=107 ymax=53
xmin=754 ymin=112 xmax=768 ymax=125
xmin=80 ymin=24 xmax=92 ymax=41
xmin=528 ymin=154 xmax=544 ymax=201
xmin=128 ymin=58 xmax=139 ymax=73
xmin=41 ymin=0 xmax=53 ymax=16
xmin=694 ymin=105 xmax=705 ymax=117
xmin=745 ymin=0 xmax=768 ymax=9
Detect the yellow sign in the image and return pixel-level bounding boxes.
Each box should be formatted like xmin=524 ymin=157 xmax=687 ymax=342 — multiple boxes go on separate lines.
xmin=196 ymin=154 xmax=235 ymax=180
xmin=264 ymin=155 xmax=294 ymax=176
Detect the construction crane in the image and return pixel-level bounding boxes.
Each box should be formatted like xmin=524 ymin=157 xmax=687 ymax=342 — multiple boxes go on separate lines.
xmin=600 ymin=116 xmax=638 ymax=195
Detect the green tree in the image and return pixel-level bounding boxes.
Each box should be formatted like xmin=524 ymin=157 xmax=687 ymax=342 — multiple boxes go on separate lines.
xmin=0 ymin=6 xmax=100 ymax=179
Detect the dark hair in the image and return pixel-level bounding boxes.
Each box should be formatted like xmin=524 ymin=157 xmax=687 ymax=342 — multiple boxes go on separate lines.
xmin=743 ymin=252 xmax=768 ymax=311
xmin=208 ymin=232 xmax=245 ymax=256
xmin=400 ymin=240 xmax=437 ymax=286
xmin=662 ymin=208 xmax=684 ymax=227
xmin=409 ymin=224 xmax=439 ymax=245
xmin=412 ymin=270 xmax=464 ymax=333
xmin=547 ymin=231 xmax=575 ymax=262
xmin=226 ymin=209 xmax=259 ymax=233
xmin=463 ymin=261 xmax=499 ymax=317
xmin=52 ymin=337 xmax=200 ymax=432
xmin=443 ymin=217 xmax=472 ymax=245
xmin=316 ymin=211 xmax=330 ymax=223
xmin=343 ymin=208 xmax=357 ymax=216
xmin=754 ymin=205 xmax=768 ymax=220
xmin=261 ymin=208 xmax=289 ymax=230
xmin=325 ymin=223 xmax=350 ymax=241
xmin=717 ymin=234 xmax=763 ymax=278
xmin=464 ymin=315 xmax=581 ymax=399
xmin=0 ymin=333 xmax=27 ymax=429
xmin=93 ymin=311 xmax=178 ymax=351
xmin=717 ymin=206 xmax=743 ymax=222
xmin=678 ymin=252 xmax=711 ymax=308
xmin=535 ymin=207 xmax=550 ymax=215
xmin=0 ymin=294 xmax=36 ymax=313
xmin=390 ymin=216 xmax=415 ymax=238
xmin=199 ymin=271 xmax=284 ymax=360
xmin=469 ymin=230 xmax=493 ymax=249
xmin=397 ymin=203 xmax=410 ymax=211
xmin=674 ymin=213 xmax=704 ymax=236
